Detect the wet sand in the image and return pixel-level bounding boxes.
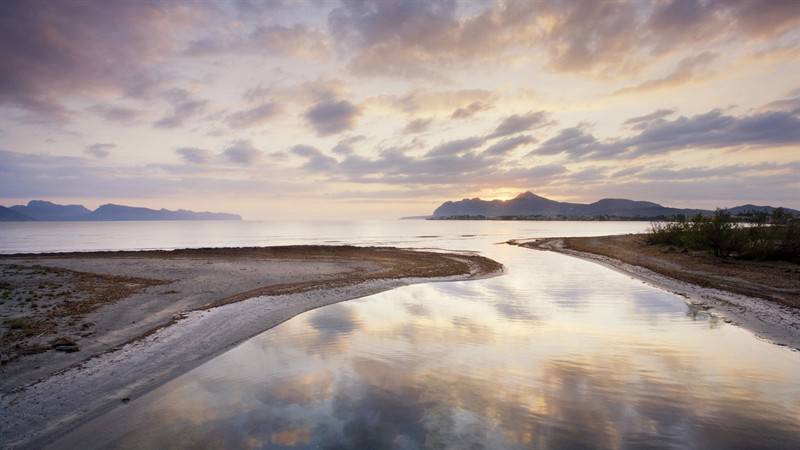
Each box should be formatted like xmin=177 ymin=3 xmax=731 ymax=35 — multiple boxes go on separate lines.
xmin=511 ymin=235 xmax=800 ymax=351
xmin=0 ymin=245 xmax=502 ymax=448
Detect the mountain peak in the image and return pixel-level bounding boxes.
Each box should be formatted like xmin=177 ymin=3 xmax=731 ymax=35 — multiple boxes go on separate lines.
xmin=432 ymin=191 xmax=699 ymax=218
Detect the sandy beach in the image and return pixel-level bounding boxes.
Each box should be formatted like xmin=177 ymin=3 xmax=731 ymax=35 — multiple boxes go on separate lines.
xmin=511 ymin=235 xmax=800 ymax=351
xmin=0 ymin=245 xmax=502 ymax=448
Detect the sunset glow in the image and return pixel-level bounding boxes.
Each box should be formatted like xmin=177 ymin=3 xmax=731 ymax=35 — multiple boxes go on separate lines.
xmin=2 ymin=1 xmax=799 ymax=219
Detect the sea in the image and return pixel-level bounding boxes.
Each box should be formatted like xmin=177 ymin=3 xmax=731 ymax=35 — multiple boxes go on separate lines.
xmin=2 ymin=220 xmax=799 ymax=450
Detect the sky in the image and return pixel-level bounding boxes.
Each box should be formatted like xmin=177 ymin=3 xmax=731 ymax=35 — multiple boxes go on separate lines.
xmin=1 ymin=0 xmax=799 ymax=220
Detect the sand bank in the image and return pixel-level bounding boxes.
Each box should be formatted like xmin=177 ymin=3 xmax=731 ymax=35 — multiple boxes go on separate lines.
xmin=0 ymin=246 xmax=502 ymax=448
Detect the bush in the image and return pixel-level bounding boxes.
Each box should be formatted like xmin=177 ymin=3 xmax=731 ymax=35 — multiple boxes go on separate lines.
xmin=702 ymin=210 xmax=740 ymax=257
xmin=645 ymin=221 xmax=686 ymax=246
xmin=645 ymin=209 xmax=799 ymax=262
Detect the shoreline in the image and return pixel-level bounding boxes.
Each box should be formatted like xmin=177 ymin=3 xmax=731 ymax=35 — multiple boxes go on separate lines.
xmin=510 ymin=236 xmax=800 ymax=352
xmin=1 ymin=246 xmax=502 ymax=449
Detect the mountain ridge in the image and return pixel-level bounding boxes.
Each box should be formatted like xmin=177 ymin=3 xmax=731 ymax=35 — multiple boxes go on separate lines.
xmin=431 ymin=191 xmax=798 ymax=219
xmin=1 ymin=200 xmax=242 ymax=222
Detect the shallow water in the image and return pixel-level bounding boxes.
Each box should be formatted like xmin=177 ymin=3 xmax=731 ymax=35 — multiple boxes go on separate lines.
xmin=3 ymin=221 xmax=799 ymax=449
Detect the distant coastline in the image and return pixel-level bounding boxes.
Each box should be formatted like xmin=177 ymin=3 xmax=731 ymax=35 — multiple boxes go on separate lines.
xmin=428 ymin=191 xmax=799 ymax=221
xmin=0 ymin=200 xmax=241 ymax=222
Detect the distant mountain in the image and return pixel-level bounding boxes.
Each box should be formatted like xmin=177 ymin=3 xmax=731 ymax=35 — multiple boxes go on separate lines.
xmin=10 ymin=200 xmax=91 ymax=221
xmin=431 ymin=192 xmax=797 ymax=219
xmin=1 ymin=200 xmax=241 ymax=221
xmin=88 ymin=204 xmax=241 ymax=221
xmin=0 ymin=206 xmax=34 ymax=221
xmin=725 ymin=204 xmax=796 ymax=216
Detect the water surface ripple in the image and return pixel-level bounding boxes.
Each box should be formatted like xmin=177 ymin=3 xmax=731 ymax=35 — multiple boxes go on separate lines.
xmin=5 ymin=221 xmax=796 ymax=450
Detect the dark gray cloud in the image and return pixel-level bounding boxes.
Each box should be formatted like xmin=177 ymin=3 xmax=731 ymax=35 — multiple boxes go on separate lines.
xmin=176 ymin=147 xmax=211 ymax=164
xmin=488 ymin=111 xmax=550 ymax=139
xmin=534 ymin=126 xmax=605 ymax=157
xmin=304 ymin=99 xmax=361 ymax=136
xmin=623 ymin=109 xmax=676 ymax=128
xmin=88 ymin=104 xmax=145 ymax=124
xmin=534 ymin=101 xmax=800 ymax=159
xmin=482 ymin=135 xmax=536 ymax=157
xmin=426 ymin=136 xmax=485 ymax=157
xmin=331 ymin=135 xmax=366 ymax=156
xmin=223 ymin=139 xmax=262 ymax=165
xmin=451 ymin=101 xmax=491 ymax=119
xmin=291 ymin=144 xmax=337 ymax=171
xmin=153 ymin=89 xmax=208 ymax=129
xmin=762 ymin=93 xmax=800 ymax=114
xmin=291 ymin=135 xmax=566 ymax=188
xmin=84 ymin=143 xmax=115 ymax=159
xmin=0 ymin=1 xmax=184 ymax=120
xmin=224 ymin=101 xmax=282 ymax=129
xmin=402 ymin=118 xmax=433 ymax=134
xmin=610 ymin=166 xmax=643 ymax=178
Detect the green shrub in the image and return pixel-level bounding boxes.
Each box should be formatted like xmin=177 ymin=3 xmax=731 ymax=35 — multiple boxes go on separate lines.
xmin=645 ymin=210 xmax=798 ymax=262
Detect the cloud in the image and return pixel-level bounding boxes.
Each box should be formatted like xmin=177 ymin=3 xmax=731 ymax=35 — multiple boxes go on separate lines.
xmin=88 ymin=104 xmax=145 ymax=124
xmin=291 ymin=144 xmax=337 ymax=171
xmin=304 ymin=99 xmax=361 ymax=136
xmin=537 ymin=0 xmax=641 ymax=74
xmin=488 ymin=111 xmax=550 ymax=139
xmin=329 ymin=0 xmax=538 ymax=79
xmin=0 ymin=1 xmax=188 ymax=120
xmin=84 ymin=143 xmax=115 ymax=159
xmin=451 ymin=101 xmax=491 ymax=119
xmin=614 ymin=52 xmax=718 ymax=95
xmin=247 ymin=25 xmax=333 ymax=60
xmin=154 ymin=89 xmax=208 ymax=129
xmin=225 ymin=101 xmax=282 ymax=129
xmin=623 ymin=109 xmax=676 ymax=129
xmin=290 ymin=135 xmax=566 ymax=189
xmin=0 ymin=149 xmax=294 ymax=200
xmin=426 ymin=136 xmax=485 ymax=157
xmin=331 ymin=136 xmax=366 ymax=156
xmin=328 ymin=0 xmax=800 ymax=81
xmin=223 ymin=140 xmax=262 ymax=165
xmin=251 ymin=78 xmax=349 ymax=105
xmin=648 ymin=0 xmax=800 ymax=51
xmin=762 ymin=92 xmax=800 ymax=114
xmin=532 ymin=125 xmax=607 ymax=158
xmin=402 ymin=118 xmax=433 ymax=134
xmin=482 ymin=135 xmax=536 ymax=157
xmin=176 ymin=147 xmax=211 ymax=164
xmin=533 ymin=98 xmax=800 ymax=159
xmin=186 ymin=24 xmax=332 ymax=60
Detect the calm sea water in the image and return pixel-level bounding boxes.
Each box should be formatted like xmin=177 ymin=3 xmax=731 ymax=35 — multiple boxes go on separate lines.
xmin=3 ymin=221 xmax=799 ymax=450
